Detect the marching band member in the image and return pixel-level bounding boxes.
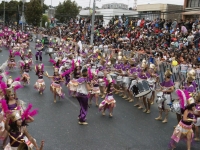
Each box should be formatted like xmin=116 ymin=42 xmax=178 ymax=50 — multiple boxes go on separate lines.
xmin=34 ymin=64 xmax=45 ymax=95
xmin=127 ymin=59 xmax=138 ymax=102
xmin=89 ymin=71 xmax=100 ymax=107
xmin=21 ymin=60 xmax=31 ymax=85
xmin=144 ymin=63 xmax=157 ymax=114
xmin=45 ymin=67 xmax=65 ymax=103
xmin=170 ymin=90 xmax=196 ymax=150
xmin=134 ymin=60 xmax=150 ymax=111
xmin=121 ymin=56 xmax=130 ymax=100
xmin=76 ymin=68 xmax=92 ymax=125
xmin=155 ymin=69 xmax=174 ymax=123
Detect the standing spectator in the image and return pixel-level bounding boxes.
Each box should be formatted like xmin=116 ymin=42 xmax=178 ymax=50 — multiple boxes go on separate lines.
xmin=171 ymin=19 xmax=177 ymax=30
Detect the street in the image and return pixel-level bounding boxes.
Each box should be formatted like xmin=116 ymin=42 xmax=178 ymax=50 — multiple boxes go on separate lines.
xmin=0 ymin=42 xmax=199 ymax=150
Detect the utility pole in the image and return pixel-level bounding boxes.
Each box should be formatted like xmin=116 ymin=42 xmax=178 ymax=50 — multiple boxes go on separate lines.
xmin=3 ymin=0 xmax=5 ymax=27
xmin=22 ymin=0 xmax=25 ymax=31
xmin=90 ymin=0 xmax=96 ymax=45
xmin=40 ymin=0 xmax=44 ymax=27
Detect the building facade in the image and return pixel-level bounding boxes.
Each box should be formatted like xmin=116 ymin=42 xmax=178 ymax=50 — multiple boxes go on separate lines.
xmin=102 ymin=3 xmax=128 ymax=10
xmin=137 ymin=3 xmax=183 ymax=21
xmin=182 ymin=0 xmax=200 ymax=20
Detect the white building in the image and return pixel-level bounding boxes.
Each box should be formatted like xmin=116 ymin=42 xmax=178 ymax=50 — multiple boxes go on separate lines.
xmin=102 ymin=3 xmax=128 ymax=9
xmin=80 ymin=9 xmax=138 ymax=25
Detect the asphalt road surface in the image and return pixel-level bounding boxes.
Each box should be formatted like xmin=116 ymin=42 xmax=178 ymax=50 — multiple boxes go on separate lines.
xmin=0 ymin=42 xmax=199 ymax=150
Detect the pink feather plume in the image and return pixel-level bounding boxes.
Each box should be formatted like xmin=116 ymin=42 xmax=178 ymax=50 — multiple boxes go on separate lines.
xmin=176 ymin=89 xmax=185 ymax=109
xmin=14 ymin=76 xmax=21 ymax=81
xmin=1 ymin=100 xmax=9 ymax=114
xmin=5 ymin=71 xmax=9 ymax=75
xmin=14 ymin=84 xmax=23 ymax=91
xmin=14 ymin=51 xmax=21 ymax=56
xmin=21 ymin=103 xmax=32 ymax=119
xmin=9 ymin=50 xmax=12 ymax=55
xmin=49 ymin=59 xmax=56 ymax=64
xmin=41 ymin=64 xmax=44 ymax=71
xmin=0 ymin=82 xmax=7 ymax=94
xmin=28 ymin=109 xmax=38 ymax=117
xmin=183 ymin=90 xmax=190 ymax=100
xmin=88 ymin=67 xmax=93 ymax=80
xmin=103 ymin=77 xmax=109 ymax=86
xmin=71 ymin=60 xmax=75 ymax=70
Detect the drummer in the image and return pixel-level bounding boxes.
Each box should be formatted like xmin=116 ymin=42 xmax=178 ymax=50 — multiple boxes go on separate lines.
xmin=134 ymin=60 xmax=150 ymax=112
xmin=144 ymin=63 xmax=158 ymax=114
xmin=127 ymin=59 xmax=138 ymax=102
xmin=121 ymin=56 xmax=130 ymax=99
xmin=155 ymin=69 xmax=174 ymax=123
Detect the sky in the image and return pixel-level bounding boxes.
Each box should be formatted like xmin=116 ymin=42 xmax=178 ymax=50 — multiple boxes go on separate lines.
xmin=43 ymin=0 xmax=184 ymax=8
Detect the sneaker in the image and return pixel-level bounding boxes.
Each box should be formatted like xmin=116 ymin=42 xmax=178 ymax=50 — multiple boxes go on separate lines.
xmin=78 ymin=122 xmax=88 ymax=125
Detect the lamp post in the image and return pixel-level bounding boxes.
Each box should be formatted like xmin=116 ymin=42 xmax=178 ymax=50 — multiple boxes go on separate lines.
xmin=3 ymin=0 xmax=5 ymax=27
xmin=22 ymin=0 xmax=25 ymax=31
xmin=90 ymin=0 xmax=96 ymax=45
xmin=40 ymin=0 xmax=44 ymax=27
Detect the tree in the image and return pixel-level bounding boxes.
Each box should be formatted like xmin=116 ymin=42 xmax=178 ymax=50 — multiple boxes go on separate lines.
xmin=25 ymin=0 xmax=42 ymax=26
xmin=42 ymin=14 xmax=49 ymax=27
xmin=55 ymin=0 xmax=80 ymax=23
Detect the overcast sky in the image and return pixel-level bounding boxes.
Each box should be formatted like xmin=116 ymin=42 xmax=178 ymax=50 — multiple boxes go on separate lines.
xmin=43 ymin=0 xmax=184 ymax=8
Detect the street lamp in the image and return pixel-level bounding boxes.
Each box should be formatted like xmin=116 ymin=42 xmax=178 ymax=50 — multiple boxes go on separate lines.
xmin=3 ymin=0 xmax=5 ymax=27
xmin=90 ymin=0 xmax=101 ymax=45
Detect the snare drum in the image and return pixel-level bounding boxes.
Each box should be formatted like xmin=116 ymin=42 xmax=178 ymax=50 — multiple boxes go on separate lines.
xmin=156 ymin=92 xmax=165 ymax=108
xmin=110 ymin=73 xmax=117 ymax=80
xmin=135 ymin=80 xmax=151 ymax=98
xmin=171 ymin=100 xmax=181 ymax=114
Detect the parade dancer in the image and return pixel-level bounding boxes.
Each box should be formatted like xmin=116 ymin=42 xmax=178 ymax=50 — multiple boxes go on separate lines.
xmin=45 ymin=67 xmax=65 ymax=103
xmin=26 ymin=49 xmax=34 ymax=67
xmin=68 ymin=61 xmax=81 ymax=97
xmin=99 ymin=74 xmax=118 ymax=117
xmin=0 ymin=82 xmax=7 ymax=148
xmin=194 ymin=92 xmax=200 ymax=141
xmin=76 ymin=68 xmax=92 ymax=125
xmin=34 ymin=64 xmax=45 ymax=95
xmin=7 ymin=52 xmax=16 ymax=70
xmin=155 ymin=69 xmax=174 ymax=123
xmin=4 ymin=111 xmax=40 ymax=150
xmin=169 ymin=90 xmax=196 ymax=150
xmin=35 ymin=40 xmax=43 ymax=62
xmin=21 ymin=60 xmax=31 ymax=85
xmin=89 ymin=71 xmax=100 ymax=107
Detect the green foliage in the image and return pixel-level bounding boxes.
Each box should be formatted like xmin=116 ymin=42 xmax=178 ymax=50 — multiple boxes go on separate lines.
xmin=55 ymin=0 xmax=80 ymax=23
xmin=42 ymin=14 xmax=49 ymax=27
xmin=0 ymin=1 xmax=20 ymax=23
xmin=25 ymin=0 xmax=43 ymax=26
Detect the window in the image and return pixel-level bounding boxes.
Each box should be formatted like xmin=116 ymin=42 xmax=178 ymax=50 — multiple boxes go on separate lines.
xmin=187 ymin=0 xmax=200 ymax=7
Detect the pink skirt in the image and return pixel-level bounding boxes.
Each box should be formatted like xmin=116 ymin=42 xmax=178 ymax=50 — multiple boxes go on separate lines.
xmin=171 ymin=121 xmax=193 ymax=143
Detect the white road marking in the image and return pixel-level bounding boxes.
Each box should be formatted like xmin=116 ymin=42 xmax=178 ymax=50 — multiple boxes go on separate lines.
xmin=64 ymin=96 xmax=78 ymax=107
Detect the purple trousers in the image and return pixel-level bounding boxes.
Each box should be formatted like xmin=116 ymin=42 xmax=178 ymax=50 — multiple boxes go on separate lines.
xmin=65 ymin=74 xmax=70 ymax=85
xmin=35 ymin=51 xmax=42 ymax=61
xmin=76 ymin=93 xmax=88 ymax=122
